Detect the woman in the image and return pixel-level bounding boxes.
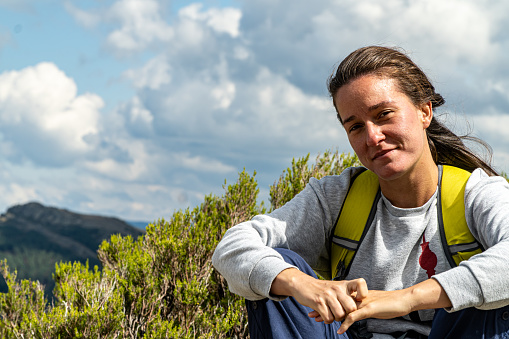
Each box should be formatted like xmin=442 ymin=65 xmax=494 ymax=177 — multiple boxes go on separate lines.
xmin=212 ymin=46 xmax=509 ymax=338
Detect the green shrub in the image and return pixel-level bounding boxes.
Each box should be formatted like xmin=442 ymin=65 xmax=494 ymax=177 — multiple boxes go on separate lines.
xmin=270 ymin=150 xmax=360 ymax=210
xmin=0 ymin=151 xmax=357 ymax=338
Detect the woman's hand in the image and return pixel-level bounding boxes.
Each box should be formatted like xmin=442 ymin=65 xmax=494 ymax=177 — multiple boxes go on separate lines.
xmin=270 ymin=268 xmax=368 ymax=324
xmin=337 ymin=289 xmax=413 ymax=333
xmin=337 ymin=279 xmax=452 ymax=334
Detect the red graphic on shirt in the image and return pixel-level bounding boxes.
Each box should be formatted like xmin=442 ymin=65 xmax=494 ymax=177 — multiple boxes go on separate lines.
xmin=419 ymin=234 xmax=437 ymax=278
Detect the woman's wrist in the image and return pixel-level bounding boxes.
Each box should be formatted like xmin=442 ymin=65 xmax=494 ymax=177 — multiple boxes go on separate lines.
xmin=270 ymin=267 xmax=303 ymax=297
xmin=407 ymin=278 xmax=452 ymax=312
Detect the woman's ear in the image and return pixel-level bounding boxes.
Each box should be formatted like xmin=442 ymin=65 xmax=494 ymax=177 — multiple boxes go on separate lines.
xmin=420 ymin=101 xmax=433 ymax=128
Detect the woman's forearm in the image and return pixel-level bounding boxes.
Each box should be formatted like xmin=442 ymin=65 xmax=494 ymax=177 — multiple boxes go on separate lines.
xmin=407 ymin=278 xmax=452 ymax=311
xmin=337 ymin=279 xmax=451 ymax=334
xmin=271 ymin=268 xmax=369 ymax=324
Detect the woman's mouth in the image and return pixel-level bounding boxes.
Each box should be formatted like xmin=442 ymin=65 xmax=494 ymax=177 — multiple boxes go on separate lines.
xmin=372 ymin=149 xmax=394 ymax=160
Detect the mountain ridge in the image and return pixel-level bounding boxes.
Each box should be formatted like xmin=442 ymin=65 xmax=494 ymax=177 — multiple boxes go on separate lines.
xmin=0 ymin=201 xmax=145 ymax=297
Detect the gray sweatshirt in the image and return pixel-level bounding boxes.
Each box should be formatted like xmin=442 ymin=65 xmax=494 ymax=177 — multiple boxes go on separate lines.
xmin=212 ymin=166 xmax=509 ymax=336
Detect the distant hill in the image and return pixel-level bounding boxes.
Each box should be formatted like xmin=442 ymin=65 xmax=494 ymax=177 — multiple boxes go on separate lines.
xmin=127 ymin=220 xmax=150 ymax=229
xmin=0 ymin=202 xmax=145 ymax=297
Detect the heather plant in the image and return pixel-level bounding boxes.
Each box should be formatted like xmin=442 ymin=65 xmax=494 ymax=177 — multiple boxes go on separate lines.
xmin=0 ymin=151 xmax=357 ymax=338
xmin=0 ymin=247 xmax=67 ymax=297
xmin=269 ymin=150 xmax=360 ymax=210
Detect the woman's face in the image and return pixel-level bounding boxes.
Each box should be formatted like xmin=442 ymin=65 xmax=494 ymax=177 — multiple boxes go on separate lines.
xmin=334 ymin=74 xmax=433 ymax=182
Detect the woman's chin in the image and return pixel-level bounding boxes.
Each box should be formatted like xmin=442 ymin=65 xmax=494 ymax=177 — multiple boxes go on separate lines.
xmin=369 ymin=164 xmax=408 ymax=182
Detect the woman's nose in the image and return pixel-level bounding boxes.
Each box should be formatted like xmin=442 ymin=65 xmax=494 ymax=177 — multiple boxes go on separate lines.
xmin=365 ymin=123 xmax=384 ymax=146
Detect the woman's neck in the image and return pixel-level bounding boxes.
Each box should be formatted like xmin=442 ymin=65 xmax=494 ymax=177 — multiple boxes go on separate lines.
xmin=379 ymin=158 xmax=439 ymax=208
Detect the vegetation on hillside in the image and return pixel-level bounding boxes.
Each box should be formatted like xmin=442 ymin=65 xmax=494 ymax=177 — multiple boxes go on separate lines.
xmin=0 ymin=203 xmax=144 ymax=298
xmin=0 ymin=150 xmax=359 ymax=338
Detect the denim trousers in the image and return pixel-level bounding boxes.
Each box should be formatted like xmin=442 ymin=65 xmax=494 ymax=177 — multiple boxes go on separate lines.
xmin=246 ymin=248 xmax=509 ymax=339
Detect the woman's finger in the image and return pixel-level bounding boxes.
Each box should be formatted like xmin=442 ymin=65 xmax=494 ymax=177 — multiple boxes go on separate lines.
xmin=348 ymin=278 xmax=368 ymax=300
xmin=313 ymin=302 xmax=335 ymax=324
xmin=337 ymin=309 xmax=367 ymax=334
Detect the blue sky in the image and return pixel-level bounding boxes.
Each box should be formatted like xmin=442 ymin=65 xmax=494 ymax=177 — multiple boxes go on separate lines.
xmin=1 ymin=0 xmax=508 ymax=222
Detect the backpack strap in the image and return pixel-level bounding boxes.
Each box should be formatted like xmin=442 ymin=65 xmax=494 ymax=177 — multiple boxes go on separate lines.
xmin=330 ymin=165 xmax=483 ymax=281
xmin=438 ymin=165 xmax=484 ymax=267
xmin=330 ymin=168 xmax=380 ymax=280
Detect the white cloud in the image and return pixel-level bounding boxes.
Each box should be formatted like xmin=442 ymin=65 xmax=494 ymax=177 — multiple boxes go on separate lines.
xmin=11 ymin=0 xmax=507 ymax=222
xmin=453 ymin=108 xmax=509 ymax=173
xmin=65 ymin=0 xmax=175 ymax=53
xmin=123 ymin=55 xmax=171 ymax=90
xmin=174 ymin=152 xmax=236 ymax=174
xmin=471 ymin=112 xmax=509 ymax=144
xmin=391 ymin=0 xmax=495 ymax=63
xmin=0 ymin=160 xmax=204 ymax=221
xmin=179 ymin=4 xmax=242 ymax=38
xmin=107 ymin=0 xmax=174 ymax=52
xmin=74 ymin=178 xmax=206 ymax=221
xmin=486 ymin=79 xmax=509 ymax=101
xmin=63 ymin=1 xmax=100 ymax=28
xmin=212 ymin=81 xmax=236 ymax=109
xmin=344 ymin=0 xmax=498 ymax=61
xmin=67 ymin=1 xmax=242 ymax=56
xmin=0 ymin=62 xmax=104 ymax=164
xmin=245 ymin=67 xmax=336 ymax=139
xmin=0 ymin=183 xmax=38 ymax=206
xmin=131 ymin=60 xmax=343 ymax=160
xmin=128 ymin=96 xmax=154 ymax=125
xmin=233 ymin=46 xmax=249 ymax=60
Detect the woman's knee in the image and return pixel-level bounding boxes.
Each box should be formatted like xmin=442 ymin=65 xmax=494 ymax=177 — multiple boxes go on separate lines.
xmin=430 ymin=305 xmax=509 ymax=338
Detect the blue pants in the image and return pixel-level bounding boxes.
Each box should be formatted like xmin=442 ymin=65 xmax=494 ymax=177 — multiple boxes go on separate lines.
xmin=246 ymin=248 xmax=509 ymax=339
xmin=246 ymin=248 xmax=347 ymax=339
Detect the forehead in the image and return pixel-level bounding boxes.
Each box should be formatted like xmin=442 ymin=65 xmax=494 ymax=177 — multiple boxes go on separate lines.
xmin=334 ymin=75 xmax=403 ymax=110
xmin=334 ymin=75 xmax=413 ymax=124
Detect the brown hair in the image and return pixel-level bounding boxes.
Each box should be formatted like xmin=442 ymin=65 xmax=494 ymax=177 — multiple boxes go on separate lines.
xmin=327 ymin=46 xmax=497 ymax=176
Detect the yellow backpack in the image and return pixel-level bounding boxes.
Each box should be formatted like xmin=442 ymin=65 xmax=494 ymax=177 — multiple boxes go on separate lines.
xmin=330 ymin=165 xmax=483 ymax=280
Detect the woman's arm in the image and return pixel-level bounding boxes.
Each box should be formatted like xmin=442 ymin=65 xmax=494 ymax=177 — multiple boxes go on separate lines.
xmin=334 ymin=170 xmax=509 ymax=334
xmin=271 ymin=267 xmax=368 ymax=324
xmin=212 ymin=169 xmax=359 ymax=300
xmin=435 ymin=170 xmax=509 ymax=311
xmin=337 ymin=278 xmax=451 ymax=334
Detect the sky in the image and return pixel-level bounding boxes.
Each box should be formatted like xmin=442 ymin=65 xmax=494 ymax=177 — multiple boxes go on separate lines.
xmin=0 ymin=0 xmax=508 ymax=223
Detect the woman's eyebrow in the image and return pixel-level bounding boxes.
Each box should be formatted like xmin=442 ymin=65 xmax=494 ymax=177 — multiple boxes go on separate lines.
xmin=342 ymin=115 xmax=356 ymax=125
xmin=367 ymin=100 xmax=393 ymax=112
xmin=342 ymin=100 xmax=394 ymax=125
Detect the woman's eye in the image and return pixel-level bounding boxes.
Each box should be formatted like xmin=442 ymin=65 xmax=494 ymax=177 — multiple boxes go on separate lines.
xmin=379 ymin=110 xmax=392 ymax=118
xmin=349 ymin=124 xmax=361 ymax=133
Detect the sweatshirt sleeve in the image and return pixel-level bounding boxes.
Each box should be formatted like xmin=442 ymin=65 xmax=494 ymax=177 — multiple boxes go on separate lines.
xmin=433 ymin=169 xmax=509 ymax=311
xmin=211 ymin=168 xmax=358 ymax=301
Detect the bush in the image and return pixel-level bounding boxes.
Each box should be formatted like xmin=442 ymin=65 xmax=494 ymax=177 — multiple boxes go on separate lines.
xmin=0 ymin=151 xmax=358 ymax=338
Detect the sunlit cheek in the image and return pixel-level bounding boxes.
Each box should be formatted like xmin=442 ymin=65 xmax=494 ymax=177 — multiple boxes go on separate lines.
xmin=348 ymin=137 xmax=367 ymax=161
xmin=346 ymin=135 xmax=358 ymax=151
